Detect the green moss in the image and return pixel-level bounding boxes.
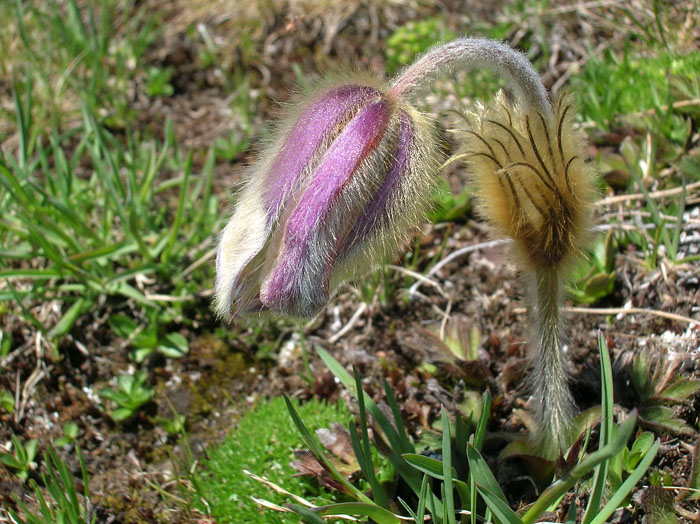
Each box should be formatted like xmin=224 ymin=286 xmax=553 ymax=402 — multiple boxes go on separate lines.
xmin=195 ymin=396 xmax=351 ymax=523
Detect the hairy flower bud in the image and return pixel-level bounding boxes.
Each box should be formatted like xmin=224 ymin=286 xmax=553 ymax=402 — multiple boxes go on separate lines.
xmin=215 ymin=80 xmax=439 ymax=318
xmin=465 ymin=91 xmax=597 ymax=270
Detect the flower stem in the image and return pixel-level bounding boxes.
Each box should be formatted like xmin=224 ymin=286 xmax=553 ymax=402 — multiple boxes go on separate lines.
xmin=390 ymin=37 xmax=552 ymax=116
xmin=530 ymin=267 xmax=575 ymax=457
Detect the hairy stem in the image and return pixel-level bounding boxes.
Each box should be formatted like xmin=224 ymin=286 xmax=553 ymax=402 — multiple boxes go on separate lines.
xmin=390 ymin=37 xmax=551 ymax=116
xmin=530 ymin=267 xmax=575 ymax=457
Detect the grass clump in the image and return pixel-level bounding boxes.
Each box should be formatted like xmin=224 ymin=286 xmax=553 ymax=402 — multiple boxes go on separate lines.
xmin=0 ymin=81 xmax=219 ymax=351
xmin=194 ymin=396 xmax=350 ymax=524
xmin=573 ymin=49 xmax=700 ymax=138
xmin=9 ymin=446 xmax=93 ymax=524
xmin=277 ymin=339 xmax=660 ymax=524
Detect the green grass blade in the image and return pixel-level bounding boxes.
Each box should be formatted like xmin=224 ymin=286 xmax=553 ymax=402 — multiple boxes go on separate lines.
xmin=588 ymin=439 xmax=660 ymax=524
xmin=403 ymin=453 xmax=470 ymax=505
xmin=0 ymin=268 xmax=62 ymax=279
xmin=106 ymin=282 xmax=155 ymax=307
xmin=582 ymin=331 xmax=615 ymax=523
xmin=12 ymin=77 xmax=28 ymax=171
xmin=161 ymin=149 xmax=193 ymax=264
xmin=282 ymin=395 xmax=373 ymax=504
xmin=475 ymin=484 xmax=523 ymax=524
xmin=76 ymin=446 xmax=90 ymax=501
xmin=191 ymin=147 xmax=215 ymax=230
xmin=383 ymin=379 xmax=412 ymax=452
xmin=287 ymin=504 xmax=326 ymax=524
xmin=317 ymin=346 xmax=410 ymax=453
xmin=316 ymin=346 xmax=443 ymax=517
xmin=442 ymin=408 xmax=456 ymax=524
xmin=316 ymin=502 xmax=402 ymax=524
xmin=48 ymin=298 xmax=87 ymax=338
xmin=354 ymin=368 xmax=389 ymax=508
xmin=467 ymin=443 xmax=508 ymax=504
xmin=416 ymin=474 xmax=429 ymax=523
xmin=521 ymin=413 xmax=638 ymax=524
xmin=69 ymin=241 xmax=139 ymax=264
xmin=139 ymin=118 xmax=174 ymax=204
xmin=471 ymin=390 xmax=491 ymax=524
xmin=398 ymin=497 xmax=417 ymax=521
xmin=403 ymin=453 xmax=457 ymax=479
xmin=474 ymin=390 xmax=491 ymax=451
xmin=670 ymin=174 xmax=687 ymax=260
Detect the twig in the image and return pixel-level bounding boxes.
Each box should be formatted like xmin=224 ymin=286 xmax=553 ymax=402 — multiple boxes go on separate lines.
xmin=633 ymin=98 xmax=700 ymax=118
xmin=328 ymin=302 xmax=367 ymax=344
xmin=563 ymin=306 xmax=699 ymax=326
xmin=244 ymin=470 xmax=315 ymax=508
xmin=598 ymin=181 xmax=700 ymax=207
xmin=407 ymin=239 xmax=506 ymax=296
xmin=180 ymin=246 xmax=217 ymax=279
xmin=439 ymin=298 xmax=453 ymax=342
xmin=386 ymin=264 xmax=447 ymax=298
xmin=249 ymin=497 xmax=293 ymax=514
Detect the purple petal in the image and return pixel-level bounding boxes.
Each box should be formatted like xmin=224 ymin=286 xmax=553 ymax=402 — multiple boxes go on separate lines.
xmin=263 ymin=84 xmax=381 ymax=222
xmin=339 ymin=110 xmax=414 ymax=254
xmin=260 ymin=99 xmax=392 ymax=316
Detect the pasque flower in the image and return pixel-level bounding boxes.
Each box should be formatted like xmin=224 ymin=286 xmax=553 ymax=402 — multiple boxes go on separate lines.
xmin=215 ymin=37 xmax=599 ymax=456
xmin=216 ymin=38 xmax=551 ymax=319
xmin=215 ymin=79 xmax=439 ymax=318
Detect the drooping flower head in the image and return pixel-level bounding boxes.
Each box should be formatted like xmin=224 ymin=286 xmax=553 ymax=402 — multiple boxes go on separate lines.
xmin=215 ymin=76 xmax=440 ymax=318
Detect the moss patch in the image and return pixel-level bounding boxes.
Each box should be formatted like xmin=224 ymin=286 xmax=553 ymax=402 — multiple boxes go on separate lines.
xmin=195 ymin=396 xmax=350 ymax=523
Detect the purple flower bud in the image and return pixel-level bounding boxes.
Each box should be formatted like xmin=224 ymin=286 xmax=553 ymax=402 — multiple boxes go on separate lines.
xmin=215 ymin=82 xmax=439 ymax=318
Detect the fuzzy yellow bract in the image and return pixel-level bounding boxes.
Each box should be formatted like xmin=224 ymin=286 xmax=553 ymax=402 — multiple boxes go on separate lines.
xmin=465 ymin=91 xmax=597 ymax=270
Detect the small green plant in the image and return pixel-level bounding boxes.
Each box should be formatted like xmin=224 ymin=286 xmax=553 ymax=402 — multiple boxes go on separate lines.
xmin=2 ymin=0 xmax=159 ymax=129
xmin=9 ymin=446 xmax=94 ymax=524
xmin=193 ymin=396 xmax=350 ymax=524
xmin=428 ymin=178 xmax=473 ymax=224
xmin=0 ymin=81 xmax=218 ymax=350
xmin=109 ymin=313 xmax=190 ymax=363
xmin=98 ymin=370 xmax=155 ymax=422
xmin=358 ymin=266 xmax=400 ymax=309
xmin=624 ymin=349 xmax=700 ymax=436
xmin=54 ymin=422 xmax=79 ymax=448
xmin=573 ymin=48 xmax=700 ymax=138
xmin=213 ymin=132 xmax=251 ymax=162
xmin=0 ymin=329 xmax=11 ymax=357
xmin=145 ymin=66 xmax=174 ymax=97
xmin=0 ymin=435 xmax=38 ymax=480
xmin=0 ymin=389 xmax=14 ymax=413
xmin=384 ymin=17 xmax=455 ymax=74
xmin=606 ymin=431 xmax=656 ymax=493
xmin=569 ymin=230 xmax=617 ymax=304
xmin=614 ymin=135 xmax=696 ymax=267
xmin=154 ymin=414 xmax=186 ymax=435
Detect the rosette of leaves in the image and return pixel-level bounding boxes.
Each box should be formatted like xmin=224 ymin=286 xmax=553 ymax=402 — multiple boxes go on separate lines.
xmin=569 ymin=229 xmax=617 ymax=304
xmin=109 ymin=313 xmax=189 ymax=363
xmin=621 ymin=349 xmax=700 ymax=436
xmin=98 ymin=370 xmax=155 ymax=422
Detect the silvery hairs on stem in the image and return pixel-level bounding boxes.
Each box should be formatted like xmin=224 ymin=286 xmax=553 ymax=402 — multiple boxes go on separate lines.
xmin=215 ymin=37 xmax=599 ymax=457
